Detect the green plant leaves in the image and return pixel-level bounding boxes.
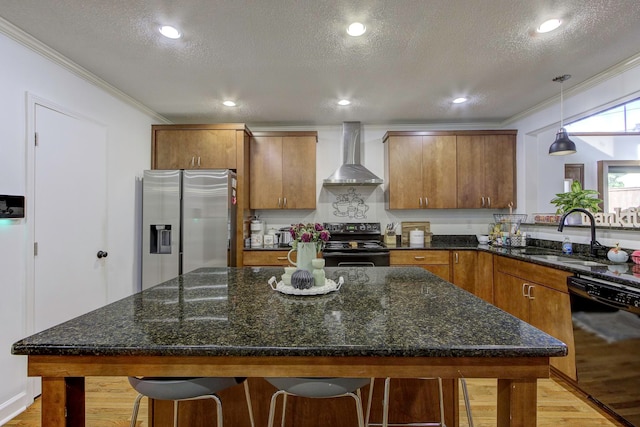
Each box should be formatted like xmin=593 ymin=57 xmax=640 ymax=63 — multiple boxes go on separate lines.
xmin=550 ymin=181 xmax=603 ymax=214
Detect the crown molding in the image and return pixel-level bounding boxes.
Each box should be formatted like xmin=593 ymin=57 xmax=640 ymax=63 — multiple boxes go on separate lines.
xmin=0 ymin=16 xmax=171 ymax=124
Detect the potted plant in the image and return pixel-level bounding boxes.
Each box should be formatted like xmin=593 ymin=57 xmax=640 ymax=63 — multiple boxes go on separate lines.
xmin=550 ymin=181 xmax=602 ymax=224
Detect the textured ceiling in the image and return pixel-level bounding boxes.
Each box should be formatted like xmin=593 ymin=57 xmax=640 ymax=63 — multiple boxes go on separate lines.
xmin=2 ymin=0 xmax=640 ymax=126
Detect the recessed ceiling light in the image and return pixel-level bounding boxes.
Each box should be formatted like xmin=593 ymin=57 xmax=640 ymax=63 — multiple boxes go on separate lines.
xmin=536 ymin=18 xmax=562 ymax=33
xmin=159 ymin=25 xmax=181 ymax=39
xmin=338 ymin=99 xmax=351 ymax=106
xmin=347 ymin=22 xmax=366 ymax=37
xmin=223 ymin=100 xmax=237 ymax=107
xmin=452 ymin=97 xmax=468 ymax=104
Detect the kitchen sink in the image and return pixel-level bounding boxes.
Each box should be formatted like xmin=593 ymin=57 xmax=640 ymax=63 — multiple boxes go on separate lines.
xmin=562 ymin=260 xmax=607 ymax=266
xmin=528 ymin=254 xmax=607 ymax=267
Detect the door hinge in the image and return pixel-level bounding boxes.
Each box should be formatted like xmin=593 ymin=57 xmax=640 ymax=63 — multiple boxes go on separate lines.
xmin=34 ymin=132 xmax=38 ymax=146
xmin=34 ymin=242 xmax=38 ymax=256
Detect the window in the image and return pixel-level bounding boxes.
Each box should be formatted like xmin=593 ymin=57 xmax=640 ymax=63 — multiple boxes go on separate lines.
xmin=566 ymin=98 xmax=640 ymax=132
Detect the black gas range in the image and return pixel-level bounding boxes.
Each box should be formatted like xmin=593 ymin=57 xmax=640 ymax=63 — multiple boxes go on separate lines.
xmin=322 ymin=222 xmax=390 ymax=267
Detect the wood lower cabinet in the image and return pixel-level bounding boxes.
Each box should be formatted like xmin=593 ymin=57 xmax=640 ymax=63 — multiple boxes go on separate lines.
xmin=151 ymin=124 xmax=246 ymax=169
xmin=390 ymin=250 xmax=450 ymax=281
xmin=250 ymin=131 xmax=317 ymax=209
xmin=243 ymin=250 xmax=291 ymax=266
xmin=451 ymin=250 xmax=493 ymax=303
xmin=456 ymin=133 xmax=516 ymax=208
xmin=384 ymin=134 xmax=457 ymax=209
xmin=493 ymin=256 xmax=576 ymax=380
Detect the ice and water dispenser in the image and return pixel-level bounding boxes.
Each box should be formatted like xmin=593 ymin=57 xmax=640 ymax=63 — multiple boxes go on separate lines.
xmin=149 ymin=224 xmax=172 ymax=254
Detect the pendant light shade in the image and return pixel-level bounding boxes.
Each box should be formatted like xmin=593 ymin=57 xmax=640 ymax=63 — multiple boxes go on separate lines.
xmin=549 ymin=74 xmax=577 ymax=156
xmin=549 ymin=128 xmax=577 ymax=155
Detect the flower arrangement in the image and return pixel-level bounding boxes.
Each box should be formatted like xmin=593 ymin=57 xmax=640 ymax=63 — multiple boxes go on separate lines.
xmin=290 ymin=223 xmax=331 ymax=251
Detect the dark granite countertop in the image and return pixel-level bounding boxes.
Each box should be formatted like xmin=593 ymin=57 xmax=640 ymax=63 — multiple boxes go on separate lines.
xmin=12 ymin=267 xmax=566 ymax=359
xmin=248 ymin=234 xmax=640 ymax=288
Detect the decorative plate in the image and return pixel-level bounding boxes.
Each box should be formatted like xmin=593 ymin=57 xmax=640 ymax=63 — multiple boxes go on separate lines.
xmin=268 ymin=276 xmax=344 ymax=296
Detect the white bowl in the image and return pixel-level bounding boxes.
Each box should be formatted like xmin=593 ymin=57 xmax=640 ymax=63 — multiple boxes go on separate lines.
xmin=476 ymin=234 xmax=489 ymax=244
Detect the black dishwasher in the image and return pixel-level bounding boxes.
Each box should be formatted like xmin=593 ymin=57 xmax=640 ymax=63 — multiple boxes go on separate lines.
xmin=567 ymin=275 xmax=640 ymax=427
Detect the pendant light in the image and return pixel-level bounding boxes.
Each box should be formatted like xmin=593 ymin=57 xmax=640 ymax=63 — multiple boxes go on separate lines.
xmin=549 ymin=74 xmax=577 ymax=155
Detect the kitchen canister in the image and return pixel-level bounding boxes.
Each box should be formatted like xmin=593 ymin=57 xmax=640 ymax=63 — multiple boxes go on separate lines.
xmin=409 ymin=229 xmax=424 ymax=247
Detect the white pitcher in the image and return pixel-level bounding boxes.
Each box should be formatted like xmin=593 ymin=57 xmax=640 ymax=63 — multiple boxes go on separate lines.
xmin=287 ymin=242 xmax=317 ymax=272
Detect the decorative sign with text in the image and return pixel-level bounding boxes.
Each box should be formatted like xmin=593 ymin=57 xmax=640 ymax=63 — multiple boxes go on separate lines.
xmin=591 ymin=207 xmax=639 ymax=227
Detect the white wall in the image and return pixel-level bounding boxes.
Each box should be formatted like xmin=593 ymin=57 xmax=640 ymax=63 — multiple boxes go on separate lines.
xmin=0 ymin=30 xmax=161 ymax=422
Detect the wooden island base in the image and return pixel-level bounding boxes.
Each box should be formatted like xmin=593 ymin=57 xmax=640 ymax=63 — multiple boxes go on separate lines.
xmin=151 ymin=378 xmax=458 ymax=427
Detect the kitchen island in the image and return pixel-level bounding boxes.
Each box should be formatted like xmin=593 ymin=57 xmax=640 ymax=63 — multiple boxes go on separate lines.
xmin=12 ymin=266 xmax=566 ymax=426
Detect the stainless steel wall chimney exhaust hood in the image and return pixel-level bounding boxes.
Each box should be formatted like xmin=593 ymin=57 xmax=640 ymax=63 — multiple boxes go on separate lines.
xmin=323 ymin=122 xmax=383 ymax=186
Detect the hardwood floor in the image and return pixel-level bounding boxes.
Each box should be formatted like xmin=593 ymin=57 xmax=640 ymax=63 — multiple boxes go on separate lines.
xmin=5 ymin=376 xmax=623 ymax=427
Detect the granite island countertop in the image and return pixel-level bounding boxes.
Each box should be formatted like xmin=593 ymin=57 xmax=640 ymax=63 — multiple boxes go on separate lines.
xmin=12 ymin=267 xmax=566 ymax=359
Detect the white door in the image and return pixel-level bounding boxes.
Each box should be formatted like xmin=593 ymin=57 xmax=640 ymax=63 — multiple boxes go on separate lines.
xmin=33 ymin=104 xmax=108 ymax=333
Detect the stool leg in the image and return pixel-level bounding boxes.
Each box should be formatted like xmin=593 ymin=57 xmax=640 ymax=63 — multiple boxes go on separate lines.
xmin=342 ymin=390 xmax=366 ymax=427
xmin=267 ymin=390 xmax=286 ymax=427
xmin=173 ymin=400 xmax=179 ymax=427
xmin=243 ymin=381 xmax=256 ymax=427
xmin=436 ymin=378 xmax=445 ymax=427
xmin=365 ymin=378 xmax=375 ymax=427
xmin=382 ymin=377 xmax=391 ymax=427
xmin=129 ymin=394 xmax=143 ymax=427
xmin=280 ymin=392 xmax=288 ymax=427
xmin=460 ymin=379 xmax=473 ymax=427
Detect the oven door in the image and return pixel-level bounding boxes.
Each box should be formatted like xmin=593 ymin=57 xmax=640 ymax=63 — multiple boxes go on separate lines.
xmin=322 ymin=251 xmax=390 ymax=267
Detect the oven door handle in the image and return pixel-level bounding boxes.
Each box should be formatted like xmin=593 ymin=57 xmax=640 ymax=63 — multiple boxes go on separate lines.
xmin=337 ymin=261 xmax=375 ymax=267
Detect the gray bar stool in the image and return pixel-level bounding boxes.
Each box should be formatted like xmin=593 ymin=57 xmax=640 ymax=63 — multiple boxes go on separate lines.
xmin=266 ymin=377 xmax=373 ymax=427
xmin=365 ymin=377 xmax=474 ymax=427
xmin=128 ymin=376 xmax=255 ymax=427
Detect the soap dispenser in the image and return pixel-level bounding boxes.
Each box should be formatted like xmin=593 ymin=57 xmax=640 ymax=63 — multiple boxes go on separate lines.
xmin=562 ymin=237 xmax=573 ymax=255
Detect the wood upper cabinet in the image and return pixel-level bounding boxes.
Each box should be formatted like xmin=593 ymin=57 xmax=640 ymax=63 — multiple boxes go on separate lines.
xmin=152 ymin=124 xmax=243 ymax=170
xmin=250 ymin=131 xmax=317 ymax=209
xmin=384 ymin=134 xmax=457 ymax=209
xmin=390 ymin=250 xmax=450 ymax=281
xmin=493 ymin=256 xmax=576 ymax=380
xmin=456 ymin=133 xmax=516 ymax=209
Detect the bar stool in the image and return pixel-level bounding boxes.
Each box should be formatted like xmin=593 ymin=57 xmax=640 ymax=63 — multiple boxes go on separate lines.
xmin=365 ymin=377 xmax=474 ymax=427
xmin=127 ymin=376 xmax=255 ymax=427
xmin=266 ymin=377 xmax=373 ymax=427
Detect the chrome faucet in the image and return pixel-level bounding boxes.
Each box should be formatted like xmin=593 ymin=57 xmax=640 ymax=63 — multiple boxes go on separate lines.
xmin=557 ymin=208 xmax=606 ymax=257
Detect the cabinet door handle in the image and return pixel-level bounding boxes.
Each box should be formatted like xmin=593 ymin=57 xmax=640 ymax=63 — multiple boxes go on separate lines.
xmin=481 ymin=196 xmax=485 ymax=207
xmin=419 ymin=197 xmax=422 ymax=208
xmin=197 ymin=156 xmax=201 ymax=167
xmin=414 ymin=256 xmax=425 ymax=260
xmin=528 ymin=285 xmax=535 ymax=300
xmin=191 ymin=156 xmax=195 ymax=167
xmin=522 ymin=283 xmax=529 ymax=297
xmin=487 ymin=196 xmax=491 ymax=207
xmin=454 ymin=252 xmax=459 ymax=263
xmin=424 ymin=197 xmax=428 ymax=207
xmin=283 ymin=197 xmax=287 ymax=208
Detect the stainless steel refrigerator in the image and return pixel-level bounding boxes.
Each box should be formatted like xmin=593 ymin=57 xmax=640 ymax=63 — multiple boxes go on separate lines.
xmin=142 ymin=169 xmax=237 ymax=290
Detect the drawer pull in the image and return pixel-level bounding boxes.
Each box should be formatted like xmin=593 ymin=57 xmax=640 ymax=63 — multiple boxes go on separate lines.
xmin=277 ymin=257 xmax=287 ymax=261
xmin=414 ymin=256 xmax=426 ymax=260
